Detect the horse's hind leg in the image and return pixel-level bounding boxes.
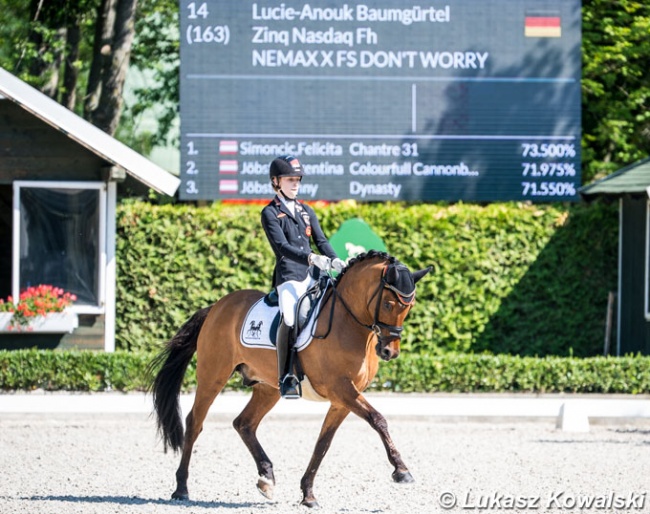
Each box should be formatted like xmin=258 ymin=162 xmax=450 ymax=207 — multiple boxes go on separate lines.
xmin=232 ymin=383 xmax=280 ymax=499
xmin=172 ymin=379 xmax=228 ymax=500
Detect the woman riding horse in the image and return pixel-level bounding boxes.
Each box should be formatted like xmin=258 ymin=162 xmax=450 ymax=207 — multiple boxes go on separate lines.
xmin=150 ymin=246 xmax=431 ymax=507
xmin=261 ymin=155 xmax=345 ymax=398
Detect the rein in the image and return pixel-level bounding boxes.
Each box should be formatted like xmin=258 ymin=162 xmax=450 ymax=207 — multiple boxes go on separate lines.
xmin=313 ymin=265 xmax=415 ymax=345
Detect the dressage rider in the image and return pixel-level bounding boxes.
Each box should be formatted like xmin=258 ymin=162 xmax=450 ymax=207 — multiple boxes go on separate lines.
xmin=261 ymin=155 xmax=345 ymax=398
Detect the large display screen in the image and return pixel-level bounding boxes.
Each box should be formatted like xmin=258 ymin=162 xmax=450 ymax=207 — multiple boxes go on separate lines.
xmin=179 ymin=0 xmax=581 ymax=201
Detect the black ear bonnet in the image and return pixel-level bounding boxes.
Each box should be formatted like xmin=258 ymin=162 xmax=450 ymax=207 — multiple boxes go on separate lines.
xmin=383 ymin=263 xmax=416 ymax=305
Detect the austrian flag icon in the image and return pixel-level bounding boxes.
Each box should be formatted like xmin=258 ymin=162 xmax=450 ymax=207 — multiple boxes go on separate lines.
xmin=219 ymin=179 xmax=238 ymax=194
xmin=219 ymin=140 xmax=238 ymax=155
xmin=219 ymin=160 xmax=238 ymax=174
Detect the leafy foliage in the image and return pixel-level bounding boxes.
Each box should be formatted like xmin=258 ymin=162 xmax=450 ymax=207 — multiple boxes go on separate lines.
xmin=1 ymin=349 xmax=648 ymax=393
xmin=0 ymin=3 xmax=31 ymax=73
xmin=116 ymin=201 xmax=274 ymax=351
xmin=0 ymin=349 xmax=155 ymax=391
xmin=124 ymin=0 xmax=180 ymax=148
xmin=582 ymin=0 xmax=650 ymax=180
xmin=115 ymin=201 xmax=617 ymax=357
xmin=375 ymin=353 xmax=650 ymax=394
xmin=0 ymin=0 xmax=97 ymax=96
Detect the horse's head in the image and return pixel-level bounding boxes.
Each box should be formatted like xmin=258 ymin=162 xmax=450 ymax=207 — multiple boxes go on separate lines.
xmin=372 ymin=259 xmax=431 ymax=361
xmin=337 ymin=250 xmax=431 ymax=362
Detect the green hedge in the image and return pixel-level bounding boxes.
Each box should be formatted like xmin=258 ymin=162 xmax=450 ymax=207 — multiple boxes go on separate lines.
xmin=116 ymin=201 xmax=617 ymax=356
xmin=1 ymin=350 xmax=648 ymax=394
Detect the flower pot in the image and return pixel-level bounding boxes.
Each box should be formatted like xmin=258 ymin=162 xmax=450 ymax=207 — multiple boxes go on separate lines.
xmin=0 ymin=311 xmax=79 ymax=333
xmin=27 ymin=311 xmax=79 ymax=333
xmin=0 ymin=312 xmax=12 ymax=331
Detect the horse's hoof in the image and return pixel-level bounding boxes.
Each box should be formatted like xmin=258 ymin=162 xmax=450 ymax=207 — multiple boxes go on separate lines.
xmin=256 ymin=476 xmax=274 ymax=500
xmin=301 ymin=498 xmax=320 ymax=509
xmin=171 ymin=491 xmax=189 ymax=501
xmin=392 ymin=469 xmax=415 ymax=483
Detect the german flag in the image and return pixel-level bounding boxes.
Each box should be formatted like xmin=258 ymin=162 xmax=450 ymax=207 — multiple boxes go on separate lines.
xmin=525 ymin=14 xmax=561 ymax=38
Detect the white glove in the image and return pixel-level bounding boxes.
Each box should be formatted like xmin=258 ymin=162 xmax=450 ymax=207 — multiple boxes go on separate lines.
xmin=331 ymin=258 xmax=346 ymax=273
xmin=310 ymin=254 xmax=331 ymax=271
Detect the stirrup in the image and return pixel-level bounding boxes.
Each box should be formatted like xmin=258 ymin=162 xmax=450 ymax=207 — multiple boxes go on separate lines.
xmin=279 ymin=374 xmax=301 ymax=399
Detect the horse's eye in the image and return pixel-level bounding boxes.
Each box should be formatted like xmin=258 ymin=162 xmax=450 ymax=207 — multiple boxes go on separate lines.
xmin=384 ymin=301 xmax=393 ymax=312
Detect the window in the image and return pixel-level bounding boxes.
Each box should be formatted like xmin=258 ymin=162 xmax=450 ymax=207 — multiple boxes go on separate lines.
xmin=13 ymin=182 xmax=106 ymax=313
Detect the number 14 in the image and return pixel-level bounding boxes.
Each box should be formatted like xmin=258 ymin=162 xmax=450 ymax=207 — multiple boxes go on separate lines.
xmin=187 ymin=2 xmax=208 ymax=19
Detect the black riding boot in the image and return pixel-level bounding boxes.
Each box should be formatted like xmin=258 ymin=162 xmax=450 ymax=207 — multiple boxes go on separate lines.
xmin=277 ymin=320 xmax=300 ymax=399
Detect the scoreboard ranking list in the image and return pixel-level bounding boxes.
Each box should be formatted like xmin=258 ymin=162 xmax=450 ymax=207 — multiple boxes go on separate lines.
xmin=179 ymin=0 xmax=581 ymax=201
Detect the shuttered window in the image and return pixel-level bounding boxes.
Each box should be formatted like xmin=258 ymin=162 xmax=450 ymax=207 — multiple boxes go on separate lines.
xmin=12 ymin=181 xmax=106 ymax=313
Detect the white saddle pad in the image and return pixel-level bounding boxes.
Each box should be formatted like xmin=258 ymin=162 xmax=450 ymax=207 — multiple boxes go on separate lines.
xmin=240 ymin=295 xmax=323 ymax=351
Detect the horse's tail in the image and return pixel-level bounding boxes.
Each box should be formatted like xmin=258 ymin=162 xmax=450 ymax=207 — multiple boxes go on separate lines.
xmin=148 ymin=306 xmax=211 ymax=453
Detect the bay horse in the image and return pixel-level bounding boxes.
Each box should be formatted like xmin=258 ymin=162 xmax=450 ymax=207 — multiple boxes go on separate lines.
xmin=149 ymin=250 xmax=431 ymax=508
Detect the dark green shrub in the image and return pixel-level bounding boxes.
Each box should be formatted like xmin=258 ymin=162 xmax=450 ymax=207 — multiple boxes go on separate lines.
xmin=116 ymin=201 xmax=617 ymax=356
xmin=2 ymin=350 xmax=647 ymax=394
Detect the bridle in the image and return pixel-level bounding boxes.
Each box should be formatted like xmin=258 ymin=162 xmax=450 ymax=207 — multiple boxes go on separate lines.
xmin=314 ymin=264 xmax=416 ymax=347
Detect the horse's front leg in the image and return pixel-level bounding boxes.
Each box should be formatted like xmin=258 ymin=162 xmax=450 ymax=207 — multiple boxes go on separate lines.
xmin=300 ymin=404 xmax=350 ymax=508
xmin=348 ymin=393 xmax=414 ymax=483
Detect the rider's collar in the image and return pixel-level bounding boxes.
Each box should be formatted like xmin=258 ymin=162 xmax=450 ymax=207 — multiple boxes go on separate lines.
xmin=278 ymin=194 xmax=297 ymax=216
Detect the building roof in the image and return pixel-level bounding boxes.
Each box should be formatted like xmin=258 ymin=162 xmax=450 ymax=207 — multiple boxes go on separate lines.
xmin=0 ymin=67 xmax=179 ymax=196
xmin=579 ymin=157 xmax=650 ymax=200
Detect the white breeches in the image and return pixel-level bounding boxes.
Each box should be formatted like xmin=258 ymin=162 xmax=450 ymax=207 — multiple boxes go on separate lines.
xmin=277 ymin=274 xmax=316 ymax=328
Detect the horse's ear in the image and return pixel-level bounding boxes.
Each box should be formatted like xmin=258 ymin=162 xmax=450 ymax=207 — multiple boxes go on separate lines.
xmin=413 ymin=266 xmax=432 ymax=284
xmin=386 ymin=264 xmax=399 ymax=284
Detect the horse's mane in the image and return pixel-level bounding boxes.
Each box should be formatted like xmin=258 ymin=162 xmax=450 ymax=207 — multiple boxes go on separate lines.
xmin=334 ymin=249 xmax=398 ymax=286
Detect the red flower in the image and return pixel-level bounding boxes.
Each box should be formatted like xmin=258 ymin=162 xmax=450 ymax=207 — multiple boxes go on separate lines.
xmin=0 ymin=284 xmax=76 ymax=331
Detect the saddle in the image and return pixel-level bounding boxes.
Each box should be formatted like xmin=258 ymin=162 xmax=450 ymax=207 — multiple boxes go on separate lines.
xmin=240 ymin=277 xmax=328 ymax=351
